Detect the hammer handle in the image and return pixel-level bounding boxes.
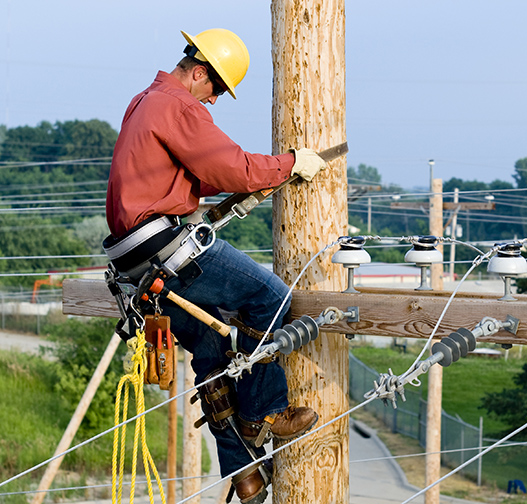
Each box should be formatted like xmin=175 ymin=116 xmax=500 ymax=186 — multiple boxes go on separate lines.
xmin=165 ymin=291 xmax=231 ymax=337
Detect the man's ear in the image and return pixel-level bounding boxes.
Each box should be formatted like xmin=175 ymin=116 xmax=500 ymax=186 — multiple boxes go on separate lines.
xmin=193 ymin=65 xmax=207 ymax=82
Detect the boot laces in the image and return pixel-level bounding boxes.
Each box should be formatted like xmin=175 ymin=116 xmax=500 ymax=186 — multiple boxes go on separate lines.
xmin=280 ymin=405 xmax=296 ymax=420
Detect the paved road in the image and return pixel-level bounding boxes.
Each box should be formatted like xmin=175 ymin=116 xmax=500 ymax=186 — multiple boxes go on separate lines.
xmin=0 ymin=329 xmax=51 ymax=354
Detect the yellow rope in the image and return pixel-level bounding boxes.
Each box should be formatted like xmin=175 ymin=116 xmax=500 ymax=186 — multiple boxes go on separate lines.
xmin=112 ymin=329 xmax=167 ymax=504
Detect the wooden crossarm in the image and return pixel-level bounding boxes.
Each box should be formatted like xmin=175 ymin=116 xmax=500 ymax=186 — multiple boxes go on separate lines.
xmin=62 ymin=279 xmax=527 ymax=345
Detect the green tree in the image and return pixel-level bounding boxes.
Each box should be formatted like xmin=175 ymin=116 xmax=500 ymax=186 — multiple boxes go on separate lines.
xmin=72 ymin=215 xmax=110 ymax=259
xmin=347 ymin=163 xmax=381 ymax=184
xmin=216 ymin=207 xmax=273 ymax=262
xmin=0 ymin=124 xmax=6 ymax=158
xmin=443 ymin=176 xmax=519 ymax=242
xmin=0 ymin=215 xmax=90 ymax=288
xmin=0 ymin=120 xmax=117 ymax=288
xmin=0 ymin=119 xmax=117 ymax=191
xmin=512 ymin=157 xmax=527 ymax=188
xmin=480 ymin=363 xmax=527 ymax=438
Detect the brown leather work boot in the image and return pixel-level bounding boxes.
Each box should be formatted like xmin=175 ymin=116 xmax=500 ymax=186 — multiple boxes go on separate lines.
xmin=239 ymin=405 xmax=318 ymax=446
xmin=232 ymin=465 xmax=268 ymax=504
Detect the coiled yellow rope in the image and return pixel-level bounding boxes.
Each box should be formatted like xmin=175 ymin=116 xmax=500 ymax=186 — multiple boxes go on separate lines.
xmin=112 ymin=329 xmax=167 ymax=504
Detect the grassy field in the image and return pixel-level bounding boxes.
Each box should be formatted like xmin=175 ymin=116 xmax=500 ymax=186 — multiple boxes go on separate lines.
xmin=0 ymin=350 xmax=210 ymax=504
xmin=351 ymin=342 xmax=527 ymax=494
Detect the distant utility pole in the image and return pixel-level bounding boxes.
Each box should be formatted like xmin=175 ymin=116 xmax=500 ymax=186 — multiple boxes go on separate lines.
xmin=426 ymin=178 xmax=444 ymax=504
xmin=367 ymin=196 xmax=372 ymax=233
xmin=449 ymin=188 xmax=460 ymax=281
xmin=271 ymin=0 xmax=348 ymax=501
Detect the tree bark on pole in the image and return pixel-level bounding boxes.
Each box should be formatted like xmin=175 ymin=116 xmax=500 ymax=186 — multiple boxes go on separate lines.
xmin=425 ymin=178 xmax=444 ymax=504
xmin=271 ymin=1 xmax=348 ymax=502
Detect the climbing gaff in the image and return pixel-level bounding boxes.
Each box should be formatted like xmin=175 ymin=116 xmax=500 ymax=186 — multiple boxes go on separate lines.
xmin=364 ymin=315 xmax=520 ymax=409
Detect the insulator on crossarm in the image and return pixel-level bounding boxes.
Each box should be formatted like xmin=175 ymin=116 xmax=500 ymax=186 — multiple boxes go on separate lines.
xmin=431 ymin=327 xmax=477 ymax=367
xmin=272 ymin=315 xmax=319 ymax=355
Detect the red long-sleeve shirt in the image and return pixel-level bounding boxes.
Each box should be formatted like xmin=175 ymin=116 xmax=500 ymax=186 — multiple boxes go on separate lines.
xmin=106 ymin=71 xmax=294 ymax=237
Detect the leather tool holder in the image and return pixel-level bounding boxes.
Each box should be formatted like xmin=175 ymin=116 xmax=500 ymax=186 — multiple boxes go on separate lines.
xmin=143 ymin=314 xmax=177 ymax=390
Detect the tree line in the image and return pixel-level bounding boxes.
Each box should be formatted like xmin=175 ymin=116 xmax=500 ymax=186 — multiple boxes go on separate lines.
xmin=0 ymin=120 xmax=526 ymax=290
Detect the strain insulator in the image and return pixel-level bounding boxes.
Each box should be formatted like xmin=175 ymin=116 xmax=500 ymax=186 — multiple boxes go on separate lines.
xmin=432 ymin=327 xmax=477 ymax=367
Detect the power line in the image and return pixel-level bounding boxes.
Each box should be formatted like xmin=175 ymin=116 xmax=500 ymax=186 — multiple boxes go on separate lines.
xmin=0 ymin=158 xmax=111 ymax=169
xmin=368 ymin=187 xmax=527 ymax=200
xmin=0 ymin=179 xmax=107 ymax=192
xmin=0 ymin=189 xmax=106 ymax=200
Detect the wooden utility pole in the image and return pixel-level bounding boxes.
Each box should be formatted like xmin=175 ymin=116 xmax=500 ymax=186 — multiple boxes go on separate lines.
xmin=270 ymin=1 xmax=348 ymax=502
xmin=449 ymin=188 xmax=460 ymax=281
xmin=426 ymin=178 xmax=444 ymax=504
xmin=182 ymin=351 xmax=201 ymax=504
xmin=367 ymin=197 xmax=372 ymax=233
xmin=167 ymin=355 xmax=179 ymax=504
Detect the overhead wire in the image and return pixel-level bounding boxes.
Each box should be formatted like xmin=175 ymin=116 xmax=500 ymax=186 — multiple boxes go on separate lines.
xmin=1 ymin=162 xmax=526 ymax=498
xmin=0 ymin=234 xmax=524 ymax=502
xmin=0 ymin=157 xmax=111 ymax=169
xmin=0 ymin=368 xmax=230 ymax=491
xmin=177 ymin=395 xmax=380 ymax=504
xmin=0 ymin=179 xmax=108 ymax=193
xmin=3 ymin=439 xmax=527 ymax=498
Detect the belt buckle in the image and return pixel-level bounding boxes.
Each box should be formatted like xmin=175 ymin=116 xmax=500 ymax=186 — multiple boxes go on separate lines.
xmin=180 ymin=222 xmax=216 ymax=259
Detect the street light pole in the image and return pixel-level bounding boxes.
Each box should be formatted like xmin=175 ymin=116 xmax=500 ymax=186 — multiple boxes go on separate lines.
xmin=428 ymin=159 xmax=435 ymax=192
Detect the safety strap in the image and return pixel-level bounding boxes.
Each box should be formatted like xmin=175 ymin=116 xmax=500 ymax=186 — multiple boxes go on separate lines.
xmin=238 ymin=415 xmax=277 ymax=448
xmin=230 ymin=318 xmax=274 ymax=341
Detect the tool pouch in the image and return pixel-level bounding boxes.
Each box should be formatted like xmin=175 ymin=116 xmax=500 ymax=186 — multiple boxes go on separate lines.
xmin=143 ymin=314 xmax=177 ymax=390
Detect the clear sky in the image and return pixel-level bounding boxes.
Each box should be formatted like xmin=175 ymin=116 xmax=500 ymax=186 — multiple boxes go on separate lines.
xmin=0 ymin=0 xmax=526 ymax=190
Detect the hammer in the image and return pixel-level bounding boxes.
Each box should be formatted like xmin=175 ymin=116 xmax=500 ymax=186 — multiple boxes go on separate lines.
xmin=137 ymin=265 xmax=231 ymax=337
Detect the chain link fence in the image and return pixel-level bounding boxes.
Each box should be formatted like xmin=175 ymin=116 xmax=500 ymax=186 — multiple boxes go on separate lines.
xmin=349 ymin=351 xmax=527 ymax=489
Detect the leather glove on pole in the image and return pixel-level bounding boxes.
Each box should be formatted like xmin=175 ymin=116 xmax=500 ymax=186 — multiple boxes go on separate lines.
xmin=289 ymin=148 xmax=327 ymax=181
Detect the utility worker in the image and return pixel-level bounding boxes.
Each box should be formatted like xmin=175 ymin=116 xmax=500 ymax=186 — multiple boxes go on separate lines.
xmin=106 ymin=28 xmax=326 ymax=504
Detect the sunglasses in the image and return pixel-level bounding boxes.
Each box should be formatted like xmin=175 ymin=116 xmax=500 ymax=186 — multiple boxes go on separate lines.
xmin=205 ymin=65 xmax=227 ymax=97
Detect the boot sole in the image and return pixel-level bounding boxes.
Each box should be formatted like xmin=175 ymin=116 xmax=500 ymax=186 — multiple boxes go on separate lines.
xmin=241 ymin=486 xmax=268 ymax=504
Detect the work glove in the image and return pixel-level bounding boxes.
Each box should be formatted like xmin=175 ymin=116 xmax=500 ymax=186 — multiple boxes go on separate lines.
xmin=289 ymin=148 xmax=327 ymax=182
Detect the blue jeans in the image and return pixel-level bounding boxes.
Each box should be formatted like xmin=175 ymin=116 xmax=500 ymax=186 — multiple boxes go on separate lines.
xmin=159 ymin=239 xmax=291 ymax=476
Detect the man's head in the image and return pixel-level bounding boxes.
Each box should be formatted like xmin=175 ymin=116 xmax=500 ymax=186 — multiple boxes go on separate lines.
xmin=175 ymin=56 xmax=225 ymax=104
xmin=179 ymin=28 xmax=250 ymax=100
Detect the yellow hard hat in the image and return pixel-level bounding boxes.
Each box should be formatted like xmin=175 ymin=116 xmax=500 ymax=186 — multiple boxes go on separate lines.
xmin=181 ymin=28 xmax=250 ymax=99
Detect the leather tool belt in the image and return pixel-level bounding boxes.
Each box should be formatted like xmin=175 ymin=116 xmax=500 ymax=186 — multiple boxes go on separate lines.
xmin=103 ymin=214 xmax=216 ymax=284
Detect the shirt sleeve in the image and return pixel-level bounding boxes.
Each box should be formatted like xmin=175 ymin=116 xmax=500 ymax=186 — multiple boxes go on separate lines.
xmin=164 ymin=102 xmax=294 ymax=194
xmin=199 ymin=181 xmax=222 ymax=197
